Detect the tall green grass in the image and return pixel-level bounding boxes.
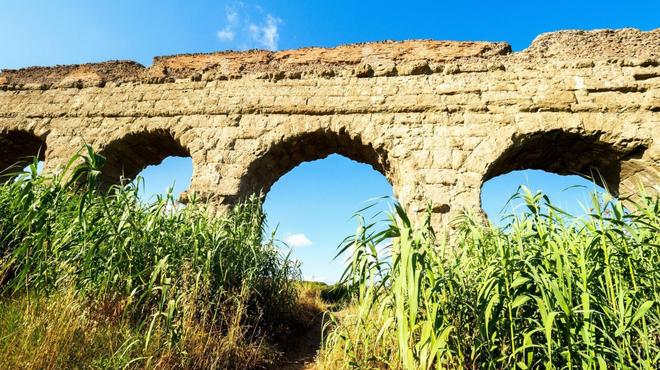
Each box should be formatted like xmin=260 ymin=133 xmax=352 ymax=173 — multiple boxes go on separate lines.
xmin=0 ymin=145 xmax=304 ymax=369
xmin=320 ymin=187 xmax=660 ymax=369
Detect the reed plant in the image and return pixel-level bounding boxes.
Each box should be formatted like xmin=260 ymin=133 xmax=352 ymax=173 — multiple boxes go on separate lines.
xmin=0 ymin=145 xmax=305 ymax=369
xmin=319 ymin=187 xmax=660 ymax=369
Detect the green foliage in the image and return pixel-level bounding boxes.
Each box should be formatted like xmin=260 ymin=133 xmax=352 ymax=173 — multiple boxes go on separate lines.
xmin=0 ymin=146 xmax=302 ymax=369
xmin=300 ymin=281 xmax=351 ymax=304
xmin=320 ymin=283 xmax=351 ymax=303
xmin=322 ymin=187 xmax=660 ymax=370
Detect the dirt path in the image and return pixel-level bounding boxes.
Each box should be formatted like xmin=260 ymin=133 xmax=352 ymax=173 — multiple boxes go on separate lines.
xmin=275 ymin=312 xmax=328 ymax=370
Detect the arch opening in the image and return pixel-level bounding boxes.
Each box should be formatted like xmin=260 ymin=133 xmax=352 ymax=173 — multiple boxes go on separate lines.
xmin=0 ymin=131 xmax=47 ymax=182
xmin=263 ymin=154 xmax=396 ymax=285
xmin=245 ymin=129 xmax=396 ymax=284
xmin=98 ymin=129 xmax=191 ymax=187
xmin=239 ymin=128 xmax=391 ymax=203
xmin=483 ymin=130 xmax=648 ymax=198
xmin=133 ymin=156 xmax=193 ymax=202
xmin=481 ymin=170 xmax=612 ymax=224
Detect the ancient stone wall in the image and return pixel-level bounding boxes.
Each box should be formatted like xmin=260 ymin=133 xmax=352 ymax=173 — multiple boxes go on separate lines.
xmin=1 ymin=28 xmax=660 ymax=229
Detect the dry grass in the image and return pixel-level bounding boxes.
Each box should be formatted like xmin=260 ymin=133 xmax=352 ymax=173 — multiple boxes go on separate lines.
xmin=0 ymin=282 xmax=331 ymax=369
xmin=0 ymin=286 xmax=132 ymax=369
xmin=0 ymin=283 xmax=291 ymax=369
xmin=317 ymin=300 xmax=399 ymax=370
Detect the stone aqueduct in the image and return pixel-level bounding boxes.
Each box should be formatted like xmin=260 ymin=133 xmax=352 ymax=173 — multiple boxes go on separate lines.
xmin=1 ymin=28 xmax=660 ymax=229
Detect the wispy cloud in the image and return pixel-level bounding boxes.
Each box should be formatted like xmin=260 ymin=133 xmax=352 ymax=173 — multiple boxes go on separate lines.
xmin=248 ymin=14 xmax=281 ymax=51
xmin=217 ymin=2 xmax=283 ymax=51
xmin=226 ymin=5 xmax=239 ymax=23
xmin=217 ymin=26 xmax=235 ymax=41
xmin=284 ymin=232 xmax=313 ymax=248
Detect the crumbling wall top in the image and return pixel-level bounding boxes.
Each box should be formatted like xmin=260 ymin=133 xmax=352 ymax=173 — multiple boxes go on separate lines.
xmin=0 ymin=60 xmax=145 ymax=87
xmin=1 ymin=28 xmax=658 ymax=88
xmin=147 ymin=39 xmax=511 ymax=79
xmin=518 ymin=28 xmax=660 ymax=60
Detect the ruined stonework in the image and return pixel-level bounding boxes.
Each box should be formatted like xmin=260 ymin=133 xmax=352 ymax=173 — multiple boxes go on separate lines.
xmin=1 ymin=28 xmax=660 ymax=229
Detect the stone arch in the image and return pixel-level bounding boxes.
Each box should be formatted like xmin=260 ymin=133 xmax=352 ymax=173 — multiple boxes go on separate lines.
xmin=97 ymin=129 xmax=190 ymax=185
xmin=0 ymin=130 xmax=47 ymax=181
xmin=234 ymin=127 xmax=393 ymax=205
xmin=482 ymin=129 xmax=650 ymax=197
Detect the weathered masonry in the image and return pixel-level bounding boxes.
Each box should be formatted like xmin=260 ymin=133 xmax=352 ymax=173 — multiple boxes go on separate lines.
xmin=1 ymin=28 xmax=660 ymax=228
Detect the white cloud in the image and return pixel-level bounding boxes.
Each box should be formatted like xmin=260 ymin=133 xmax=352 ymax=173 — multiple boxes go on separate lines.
xmin=217 ymin=26 xmax=235 ymax=41
xmin=226 ymin=6 xmax=239 ymax=23
xmin=217 ymin=2 xmax=282 ymax=51
xmin=248 ymin=14 xmax=282 ymax=51
xmin=218 ymin=4 xmax=239 ymax=42
xmin=284 ymin=232 xmax=313 ymax=248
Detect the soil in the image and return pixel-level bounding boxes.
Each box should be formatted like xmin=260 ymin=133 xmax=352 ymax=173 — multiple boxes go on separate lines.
xmin=275 ymin=312 xmax=329 ymax=370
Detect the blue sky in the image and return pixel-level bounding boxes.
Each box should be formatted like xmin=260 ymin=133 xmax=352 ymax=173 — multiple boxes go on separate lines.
xmin=2 ymin=0 xmax=658 ymax=283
